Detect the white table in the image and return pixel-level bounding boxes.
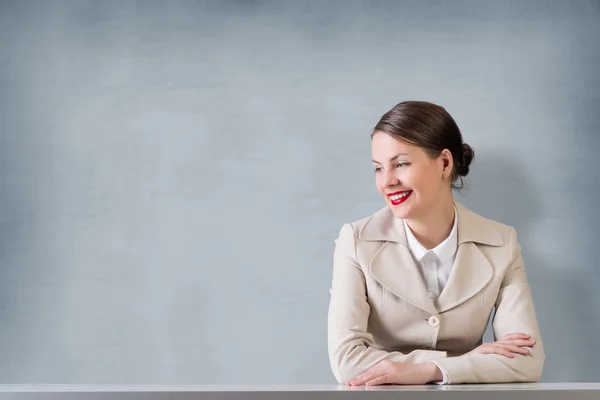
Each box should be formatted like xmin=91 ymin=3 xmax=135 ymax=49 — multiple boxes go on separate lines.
xmin=0 ymin=384 xmax=598 ymax=400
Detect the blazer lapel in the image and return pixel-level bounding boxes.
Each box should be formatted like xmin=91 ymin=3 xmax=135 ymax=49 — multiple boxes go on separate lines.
xmin=358 ymin=202 xmax=504 ymax=316
xmin=369 ymin=242 xmax=438 ymax=316
xmin=436 ymin=242 xmax=493 ymax=313
xmin=359 ymin=207 xmax=438 ymax=316
xmin=436 ymin=202 xmax=503 ymax=313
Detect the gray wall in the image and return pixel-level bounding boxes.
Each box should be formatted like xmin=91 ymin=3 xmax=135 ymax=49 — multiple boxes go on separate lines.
xmin=0 ymin=0 xmax=599 ymax=384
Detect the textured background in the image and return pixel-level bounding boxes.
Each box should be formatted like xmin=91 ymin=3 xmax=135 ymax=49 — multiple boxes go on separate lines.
xmin=0 ymin=0 xmax=599 ymax=384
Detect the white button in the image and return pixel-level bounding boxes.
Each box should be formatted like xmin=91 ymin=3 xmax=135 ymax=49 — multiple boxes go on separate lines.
xmin=428 ymin=316 xmax=440 ymax=327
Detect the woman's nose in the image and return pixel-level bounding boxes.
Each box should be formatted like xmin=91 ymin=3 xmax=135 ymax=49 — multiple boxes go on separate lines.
xmin=384 ymin=171 xmax=399 ymax=187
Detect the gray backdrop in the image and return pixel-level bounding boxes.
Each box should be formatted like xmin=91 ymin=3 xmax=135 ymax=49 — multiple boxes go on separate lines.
xmin=0 ymin=0 xmax=598 ymax=384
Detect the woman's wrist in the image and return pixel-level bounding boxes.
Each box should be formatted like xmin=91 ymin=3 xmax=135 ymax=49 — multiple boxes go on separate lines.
xmin=421 ymin=362 xmax=444 ymax=383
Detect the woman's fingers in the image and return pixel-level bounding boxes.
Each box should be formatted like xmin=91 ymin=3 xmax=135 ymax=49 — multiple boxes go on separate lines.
xmin=499 ymin=339 xmax=536 ymax=347
xmin=502 ymin=333 xmax=531 ymax=340
xmin=365 ymin=374 xmax=394 ymax=386
xmin=469 ymin=335 xmax=536 ymax=358
xmin=490 ymin=345 xmax=515 ymax=358
xmin=502 ymin=344 xmax=532 ymax=355
xmin=483 ymin=343 xmax=532 ymax=357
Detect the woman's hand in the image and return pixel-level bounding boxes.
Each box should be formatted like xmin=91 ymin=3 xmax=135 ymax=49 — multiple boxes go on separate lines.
xmin=467 ymin=333 xmax=536 ymax=358
xmin=347 ymin=333 xmax=535 ymax=386
xmin=347 ymin=360 xmax=440 ymax=386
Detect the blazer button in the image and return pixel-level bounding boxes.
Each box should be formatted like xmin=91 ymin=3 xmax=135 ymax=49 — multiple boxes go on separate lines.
xmin=428 ymin=316 xmax=440 ymax=327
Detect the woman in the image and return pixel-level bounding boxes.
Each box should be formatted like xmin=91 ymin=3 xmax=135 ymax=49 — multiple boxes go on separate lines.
xmin=327 ymin=101 xmax=544 ymax=386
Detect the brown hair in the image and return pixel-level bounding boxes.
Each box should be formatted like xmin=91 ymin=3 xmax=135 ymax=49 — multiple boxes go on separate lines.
xmin=372 ymin=101 xmax=474 ymax=190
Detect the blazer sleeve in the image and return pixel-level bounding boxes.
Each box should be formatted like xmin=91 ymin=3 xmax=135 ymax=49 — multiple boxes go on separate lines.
xmin=328 ymin=223 xmax=448 ymax=384
xmin=432 ymin=226 xmax=545 ymax=384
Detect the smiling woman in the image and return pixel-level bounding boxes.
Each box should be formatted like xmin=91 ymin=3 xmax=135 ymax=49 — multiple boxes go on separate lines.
xmin=327 ymin=101 xmax=544 ymax=386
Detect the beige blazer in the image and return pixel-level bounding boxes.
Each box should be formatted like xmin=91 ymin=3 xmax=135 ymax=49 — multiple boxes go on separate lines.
xmin=327 ymin=202 xmax=545 ymax=384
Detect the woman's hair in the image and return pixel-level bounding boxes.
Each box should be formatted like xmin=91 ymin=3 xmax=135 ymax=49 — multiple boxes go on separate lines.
xmin=372 ymin=100 xmax=474 ymax=190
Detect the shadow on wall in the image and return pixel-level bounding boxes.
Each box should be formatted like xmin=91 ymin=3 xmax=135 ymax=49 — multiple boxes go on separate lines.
xmin=455 ymin=152 xmax=597 ymax=382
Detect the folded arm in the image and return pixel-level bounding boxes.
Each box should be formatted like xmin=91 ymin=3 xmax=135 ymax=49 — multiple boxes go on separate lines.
xmin=432 ymin=227 xmax=545 ymax=384
xmin=328 ymin=224 xmax=447 ymax=384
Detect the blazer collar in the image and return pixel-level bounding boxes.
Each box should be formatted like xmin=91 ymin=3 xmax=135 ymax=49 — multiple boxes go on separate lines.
xmin=357 ymin=201 xmax=503 ymax=247
xmin=362 ymin=201 xmax=503 ymax=315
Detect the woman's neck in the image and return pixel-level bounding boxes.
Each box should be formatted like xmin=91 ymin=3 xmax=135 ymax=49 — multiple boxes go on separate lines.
xmin=405 ymin=199 xmax=456 ymax=250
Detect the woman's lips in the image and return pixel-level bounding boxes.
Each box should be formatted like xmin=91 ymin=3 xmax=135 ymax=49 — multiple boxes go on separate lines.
xmin=387 ymin=190 xmax=412 ymax=206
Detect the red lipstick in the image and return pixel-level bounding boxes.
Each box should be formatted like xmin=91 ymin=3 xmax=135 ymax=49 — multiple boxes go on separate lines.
xmin=387 ymin=190 xmax=412 ymax=206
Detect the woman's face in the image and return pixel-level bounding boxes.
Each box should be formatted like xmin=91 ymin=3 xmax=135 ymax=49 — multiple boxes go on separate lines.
xmin=371 ymin=131 xmax=452 ymax=220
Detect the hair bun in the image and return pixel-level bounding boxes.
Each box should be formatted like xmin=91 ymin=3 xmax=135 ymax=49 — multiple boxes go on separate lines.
xmin=457 ymin=143 xmax=474 ymax=177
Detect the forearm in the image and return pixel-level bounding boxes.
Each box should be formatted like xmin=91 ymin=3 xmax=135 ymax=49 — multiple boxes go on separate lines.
xmin=329 ymin=337 xmax=447 ymax=384
xmin=431 ymin=345 xmax=545 ymax=384
xmin=430 ymin=226 xmax=545 ymax=384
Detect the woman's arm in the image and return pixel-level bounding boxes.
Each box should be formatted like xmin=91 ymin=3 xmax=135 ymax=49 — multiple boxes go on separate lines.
xmin=431 ymin=227 xmax=545 ymax=384
xmin=328 ymin=223 xmax=448 ymax=384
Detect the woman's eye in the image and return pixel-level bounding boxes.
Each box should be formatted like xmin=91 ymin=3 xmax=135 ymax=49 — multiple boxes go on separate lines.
xmin=396 ymin=162 xmax=410 ymax=168
xmin=374 ymin=167 xmax=382 ymax=173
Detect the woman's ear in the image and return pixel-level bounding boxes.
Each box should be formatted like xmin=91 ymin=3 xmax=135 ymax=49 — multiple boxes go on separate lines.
xmin=441 ymin=149 xmax=453 ymax=178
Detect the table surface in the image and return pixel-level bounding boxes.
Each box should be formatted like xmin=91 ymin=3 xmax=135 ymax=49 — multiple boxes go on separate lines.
xmin=0 ymin=384 xmax=598 ymax=400
xmin=0 ymin=383 xmax=599 ymax=391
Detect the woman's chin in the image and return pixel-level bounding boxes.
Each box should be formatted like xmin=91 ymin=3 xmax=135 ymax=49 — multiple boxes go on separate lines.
xmin=388 ymin=203 xmax=412 ymax=220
